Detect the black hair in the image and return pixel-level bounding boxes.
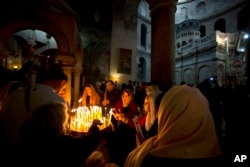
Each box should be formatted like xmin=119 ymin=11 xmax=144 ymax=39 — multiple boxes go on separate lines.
xmin=106 ymin=80 xmax=114 ymax=85
xmin=36 ymin=65 xmax=68 ymax=83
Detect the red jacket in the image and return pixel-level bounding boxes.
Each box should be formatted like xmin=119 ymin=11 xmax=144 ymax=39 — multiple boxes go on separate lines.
xmin=114 ymin=99 xmax=146 ymax=129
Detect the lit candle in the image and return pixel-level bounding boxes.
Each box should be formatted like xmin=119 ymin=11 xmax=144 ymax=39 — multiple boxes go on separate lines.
xmin=70 ymin=106 xmax=105 ymax=132
xmin=108 ymin=109 xmax=113 ymax=126
xmin=102 ymin=117 xmax=105 ymax=129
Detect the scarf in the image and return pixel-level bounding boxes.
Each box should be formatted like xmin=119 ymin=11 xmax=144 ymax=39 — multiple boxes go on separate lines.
xmin=125 ymin=85 xmax=221 ymax=167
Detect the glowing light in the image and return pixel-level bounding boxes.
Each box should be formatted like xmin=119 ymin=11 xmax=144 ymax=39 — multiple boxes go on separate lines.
xmin=243 ymin=34 xmax=248 ymax=39
xmin=70 ymin=106 xmax=112 ymax=133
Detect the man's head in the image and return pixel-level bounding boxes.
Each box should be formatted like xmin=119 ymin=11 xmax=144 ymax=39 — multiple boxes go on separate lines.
xmin=105 ymin=80 xmax=115 ymax=92
xmin=36 ymin=66 xmax=68 ymax=94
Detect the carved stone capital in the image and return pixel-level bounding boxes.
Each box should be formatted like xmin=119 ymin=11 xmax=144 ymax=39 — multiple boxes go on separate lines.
xmin=72 ymin=67 xmax=83 ymax=75
xmin=146 ymin=0 xmax=178 ymax=13
xmin=57 ymin=54 xmax=76 ymax=66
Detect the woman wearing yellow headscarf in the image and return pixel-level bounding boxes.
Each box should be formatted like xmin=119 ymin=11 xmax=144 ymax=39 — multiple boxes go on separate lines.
xmin=125 ymin=85 xmax=222 ymax=167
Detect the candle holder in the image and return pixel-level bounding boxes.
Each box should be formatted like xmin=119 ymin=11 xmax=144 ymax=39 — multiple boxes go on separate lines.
xmin=70 ymin=106 xmax=112 ymax=133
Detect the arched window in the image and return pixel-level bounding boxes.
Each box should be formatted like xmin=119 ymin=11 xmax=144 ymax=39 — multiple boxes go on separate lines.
xmin=141 ymin=24 xmax=147 ymax=47
xmin=197 ymin=2 xmax=206 ymax=15
xmin=199 ymin=25 xmax=206 ymax=37
xmin=181 ymin=7 xmax=188 ymax=20
xmin=182 ymin=41 xmax=187 ymax=46
xmin=214 ymin=19 xmax=226 ymax=32
xmin=138 ymin=57 xmax=146 ymax=79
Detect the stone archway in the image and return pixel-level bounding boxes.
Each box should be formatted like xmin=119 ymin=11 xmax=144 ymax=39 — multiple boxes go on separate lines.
xmin=0 ymin=1 xmax=82 ymax=106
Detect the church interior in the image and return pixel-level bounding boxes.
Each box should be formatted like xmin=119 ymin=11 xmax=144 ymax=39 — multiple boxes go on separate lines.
xmin=0 ymin=0 xmax=249 ymax=106
xmin=0 ymin=1 xmax=250 ymax=166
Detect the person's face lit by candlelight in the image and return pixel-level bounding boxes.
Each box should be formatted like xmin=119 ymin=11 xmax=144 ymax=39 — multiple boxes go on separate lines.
xmin=121 ymin=89 xmax=133 ymax=107
xmin=58 ymin=85 xmax=67 ymax=99
xmin=143 ymin=96 xmax=150 ymax=113
xmin=106 ymin=80 xmax=114 ymax=92
xmin=85 ymin=86 xmax=92 ymax=96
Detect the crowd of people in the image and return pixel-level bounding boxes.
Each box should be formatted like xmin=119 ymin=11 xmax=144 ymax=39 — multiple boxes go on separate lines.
xmin=0 ymin=61 xmax=249 ymax=166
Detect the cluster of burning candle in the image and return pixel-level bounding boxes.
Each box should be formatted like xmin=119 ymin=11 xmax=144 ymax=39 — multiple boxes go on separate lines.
xmin=70 ymin=106 xmax=112 ymax=133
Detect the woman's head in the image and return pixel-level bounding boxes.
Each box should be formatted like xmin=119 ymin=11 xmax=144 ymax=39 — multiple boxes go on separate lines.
xmin=145 ymin=85 xmax=161 ymax=95
xmin=154 ymin=85 xmax=221 ymax=157
xmin=144 ymin=86 xmax=163 ymax=131
xmin=84 ymin=84 xmax=95 ymax=96
xmin=143 ymin=85 xmax=162 ymax=114
xmin=21 ymin=102 xmax=69 ymax=139
xmin=82 ymin=84 xmax=100 ymax=106
xmin=143 ymin=95 xmax=150 ymax=113
xmin=124 ymin=85 xmax=222 ymax=167
xmin=85 ymin=151 xmax=107 ymax=167
xmin=121 ymin=89 xmax=134 ymax=105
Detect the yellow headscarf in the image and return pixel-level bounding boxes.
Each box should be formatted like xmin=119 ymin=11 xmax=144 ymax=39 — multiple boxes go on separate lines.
xmin=125 ymin=85 xmax=221 ymax=167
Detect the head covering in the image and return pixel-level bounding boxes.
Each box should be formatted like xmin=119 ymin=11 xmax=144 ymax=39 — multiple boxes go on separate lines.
xmin=81 ymin=84 xmax=100 ymax=106
xmin=125 ymin=85 xmax=221 ymax=167
xmin=145 ymin=85 xmax=162 ymax=131
xmin=84 ymin=150 xmax=119 ymax=167
xmin=122 ymin=88 xmax=134 ymax=98
xmin=85 ymin=151 xmax=107 ymax=167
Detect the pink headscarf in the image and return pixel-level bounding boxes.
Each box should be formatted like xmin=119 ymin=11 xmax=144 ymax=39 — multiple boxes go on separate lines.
xmin=125 ymin=85 xmax=221 ymax=167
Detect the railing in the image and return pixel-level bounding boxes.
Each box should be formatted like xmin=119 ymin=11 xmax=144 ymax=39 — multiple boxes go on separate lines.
xmin=176 ymin=33 xmax=217 ymax=57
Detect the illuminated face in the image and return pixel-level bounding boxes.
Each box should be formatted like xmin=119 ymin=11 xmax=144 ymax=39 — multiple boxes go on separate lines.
xmin=85 ymin=87 xmax=92 ymax=96
xmin=58 ymin=83 xmax=67 ymax=98
xmin=122 ymin=92 xmax=132 ymax=104
xmin=106 ymin=82 xmax=114 ymax=92
xmin=144 ymin=96 xmax=150 ymax=113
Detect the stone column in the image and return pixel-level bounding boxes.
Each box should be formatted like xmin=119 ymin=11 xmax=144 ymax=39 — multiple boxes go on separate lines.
xmin=61 ymin=66 xmax=72 ymax=107
xmin=72 ymin=67 xmax=82 ymax=105
xmin=146 ymin=0 xmax=178 ymax=91
xmin=57 ymin=52 xmax=76 ymax=108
